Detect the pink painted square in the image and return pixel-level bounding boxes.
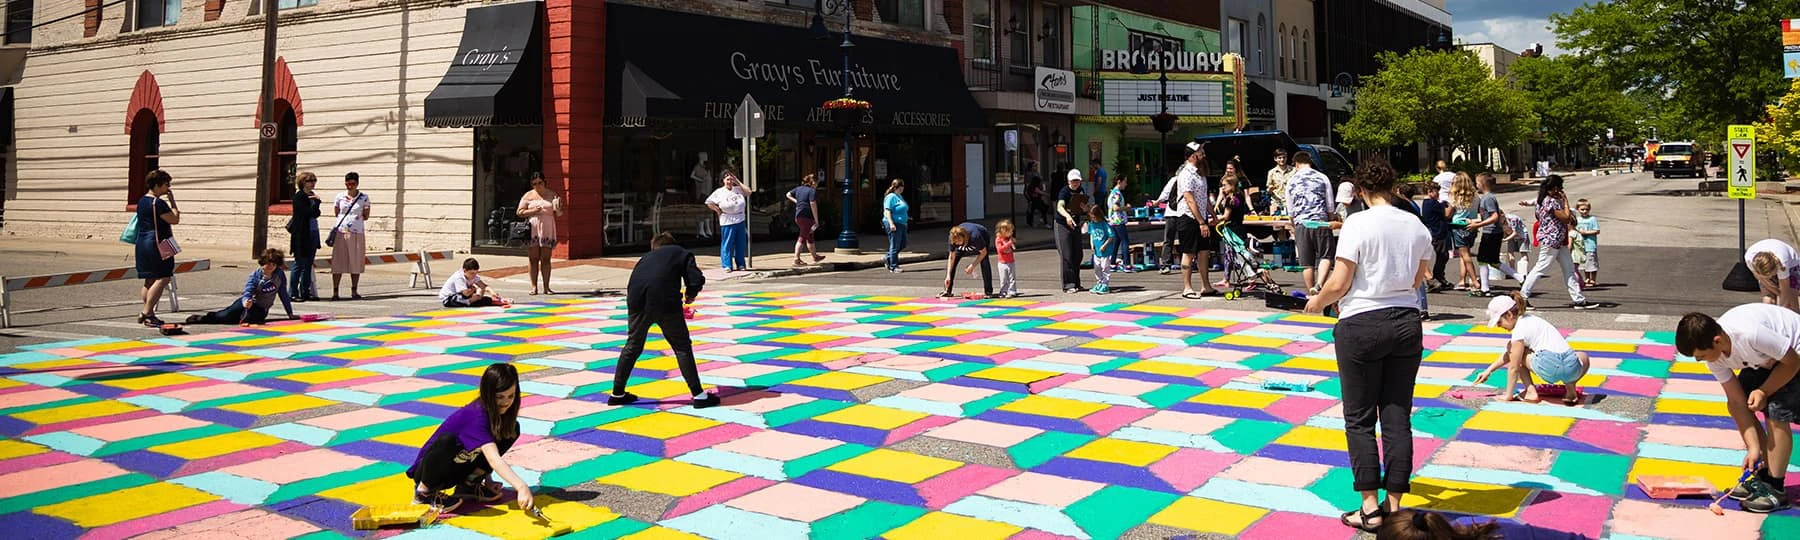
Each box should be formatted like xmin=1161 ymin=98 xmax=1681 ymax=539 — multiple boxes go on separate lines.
xmin=219 ymin=448 xmax=374 ymax=484
xmin=925 ymin=419 xmax=1043 ymax=447
xmin=726 ymin=391 xmax=816 ymax=414
xmin=1638 ymin=344 xmax=1677 ymax=361
xmin=0 ymin=388 xmax=86 ymax=410
xmin=530 ymin=370 xmax=614 ymax=387
xmin=520 ymin=399 xmax=609 ymax=422
xmin=1416 ymin=366 xmax=1477 ymax=381
xmin=1518 ymin=491 xmax=1609 ymax=539
xmin=850 ymin=338 xmax=934 ymax=351
xmin=1429 ymin=441 xmax=1557 ymax=475
xmin=224 ymin=359 xmax=328 ymax=377
xmin=1056 ymin=375 xmax=1163 ymax=397
xmin=266 ymin=341 xmax=354 ymax=354
xmin=0 ymin=459 xmax=130 ymax=499
xmin=132 ymin=508 xmax=319 ymax=540
xmin=1565 ymin=420 xmax=1641 ymax=455
xmin=1131 ymin=410 xmax=1234 ymax=436
xmin=298 ymin=408 xmax=415 ymax=431
xmin=71 ymin=415 xmax=210 ymax=442
xmin=702 ymin=363 xmax=789 ymax=381
xmin=1220 ymin=456 xmax=1331 ymax=488
xmin=712 ymin=431 xmax=841 ymax=461
xmin=1662 ymin=378 xmax=1719 ymax=396
xmin=1028 ymin=352 xmax=1119 ymax=367
xmin=157 ymin=382 xmax=271 ymax=404
xmin=1603 ymin=375 xmax=1665 ymax=397
xmin=503 ymin=439 xmax=613 ymax=472
xmin=1642 ymin=424 xmax=1743 ymax=450
xmin=824 ymin=324 xmax=903 ymax=337
xmin=544 ymin=349 xmax=617 ymax=363
xmin=727 ymin=482 xmax=865 ymax=522
xmin=1150 ymin=448 xmax=1242 ymax=493
xmin=861 ymin=355 xmax=963 ymax=373
xmin=1608 ymin=499 xmax=1764 ymax=539
xmin=339 ymin=377 xmax=450 ymax=396
xmin=1162 ymin=346 xmax=1256 ymax=362
xmin=699 ymin=344 xmax=782 ymax=358
xmin=978 ymin=472 xmax=1105 ymax=507
xmin=896 ymin=383 xmax=999 ymax=405
xmin=1239 ymin=511 xmax=1355 ymax=540
xmin=1263 ymin=396 xmax=1339 ymax=426
xmin=1569 ymin=329 xmax=1641 ymax=341
xmin=29 ymin=347 xmax=99 ymax=359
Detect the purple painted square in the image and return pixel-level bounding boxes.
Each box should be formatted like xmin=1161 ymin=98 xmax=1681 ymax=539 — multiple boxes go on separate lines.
xmin=792 ymin=469 xmax=926 ymax=506
xmin=1033 ymin=457 xmax=1178 ymax=493
xmin=100 ymin=449 xmax=189 ymax=478
xmin=0 ymin=510 xmax=84 ymax=540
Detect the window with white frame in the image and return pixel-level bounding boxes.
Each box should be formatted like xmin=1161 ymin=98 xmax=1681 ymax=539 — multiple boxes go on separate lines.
xmin=1256 ymin=15 xmax=1266 ymax=75
xmin=971 ymin=0 xmax=994 ymax=64
xmin=1226 ymin=18 xmax=1246 ymax=57
xmin=3 ymin=0 xmax=30 ymax=44
xmin=278 ymin=0 xmax=319 ymax=8
xmin=1276 ymin=23 xmax=1285 ymax=78
xmin=135 ymin=0 xmax=179 ymax=30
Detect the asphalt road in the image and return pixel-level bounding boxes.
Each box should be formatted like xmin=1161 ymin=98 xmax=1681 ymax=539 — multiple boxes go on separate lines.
xmin=0 ymin=169 xmax=1789 ymax=350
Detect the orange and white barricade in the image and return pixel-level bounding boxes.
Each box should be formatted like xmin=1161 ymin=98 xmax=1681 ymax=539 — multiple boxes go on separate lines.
xmin=1 ymin=259 xmax=211 ymax=327
xmin=300 ymin=250 xmax=454 ymax=291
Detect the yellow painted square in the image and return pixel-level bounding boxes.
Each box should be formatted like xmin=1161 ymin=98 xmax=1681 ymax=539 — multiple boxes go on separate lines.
xmin=1163 ymin=318 xmax=1236 ymax=329
xmin=494 ymin=328 xmax=569 ymax=339
xmin=982 ymin=300 xmax=1036 ymax=308
xmin=0 ymin=440 xmax=48 ymax=460
xmin=171 ymin=353 xmax=258 ymax=366
xmin=1567 ymin=341 xmax=1637 ymax=353
xmin=326 ymin=347 xmax=411 ymax=361
xmin=1272 ymin=425 xmax=1348 ymax=451
xmin=421 ymin=390 xmax=480 ymax=408
xmin=1282 ymin=314 xmax=1339 ymax=325
xmin=361 ymin=331 xmax=438 ymax=343
xmin=872 ymin=305 xmax=927 ymax=313
xmin=392 ymin=319 xmax=458 ymax=329
xmin=628 ymin=379 xmax=713 ymax=399
xmin=374 ymin=426 xmax=438 ymax=448
xmin=861 ymin=296 xmax=916 ymax=303
xmin=635 ymin=356 xmax=697 ymax=372
xmin=1670 ymin=361 xmax=1713 ymax=375
xmin=885 ymin=512 xmax=1022 ymax=540
xmin=770 ymin=333 xmax=845 ymax=345
xmin=75 ymin=340 xmax=155 ymax=352
xmin=791 ymin=371 xmax=890 ymax=390
xmin=621 ymin=527 xmax=706 ymax=540
xmin=477 ymin=343 xmax=565 ymax=357
xmin=451 ymin=362 xmax=549 ymax=377
xmin=1005 ymin=309 xmax=1068 ymax=319
xmin=1118 ymin=304 xmax=1185 ymax=314
xmin=1399 ymin=478 xmax=1533 ymax=518
xmin=444 ymin=494 xmax=619 ymax=538
xmin=262 ymin=323 xmax=336 ymax=334
xmin=1628 ymin=457 xmax=1745 ymax=490
xmin=12 ymin=400 xmax=142 ymax=425
xmin=1412 ymin=383 xmax=1450 ymax=399
xmin=814 ymin=404 xmax=929 ymax=430
xmin=410 ymin=309 xmax=472 ymax=318
xmin=0 ymin=379 xmax=21 ymax=390
xmin=219 ymin=337 xmax=298 ymax=348
xmin=1654 ymin=398 xmax=1727 ymax=416
xmin=151 ymin=431 xmax=285 ymax=460
xmin=597 ymin=460 xmax=741 ymax=497
xmin=778 ymin=350 xmax=863 ymax=363
xmin=968 ymin=366 xmax=1058 ymax=384
xmin=1211 ymin=334 xmax=1291 ymax=349
xmin=96 ymin=372 xmax=205 ymax=391
xmin=282 ymin=368 xmax=381 ymax=385
xmin=1080 ymin=339 xmax=1158 ymax=353
xmin=508 ymin=316 xmax=583 ymax=326
xmin=912 ymin=327 xmax=976 ymax=338
xmin=13 ymin=358 xmax=92 ymax=371
xmin=1462 ymin=411 xmax=1574 ymax=436
xmin=1121 ymin=360 xmax=1213 ymax=378
xmin=761 ymin=309 xmax=821 ymax=318
xmin=1149 ymin=497 xmax=1269 ymax=535
xmin=931 ymin=343 xmax=1012 ymax=357
xmin=1188 ymin=388 xmax=1283 ymax=409
xmin=318 ymin=473 xmax=417 ymax=508
xmin=600 ymin=412 xmax=722 ymax=439
xmin=761 ymin=319 xmax=830 ymax=330
xmin=1423 ymin=350 xmax=1495 ymax=365
xmin=995 ymin=395 xmax=1109 ymax=419
xmin=35 ymin=482 xmax=219 ymax=527
xmin=888 ymin=315 xmax=950 ymax=324
xmin=1278 ymin=357 xmax=1339 ymax=372
xmin=219 ymin=395 xmax=338 ymax=416
xmin=1064 ymin=438 xmax=1178 ymax=467
xmin=1039 ymin=321 xmax=1103 ymax=332
xmin=825 ymin=448 xmax=962 ymax=483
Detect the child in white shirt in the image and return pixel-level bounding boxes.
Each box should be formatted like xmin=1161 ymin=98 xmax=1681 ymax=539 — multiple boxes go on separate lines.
xmin=440 ymin=258 xmax=500 ymax=308
xmin=1676 ymin=303 xmax=1800 ymax=513
xmin=1474 ymin=293 xmax=1591 ymax=405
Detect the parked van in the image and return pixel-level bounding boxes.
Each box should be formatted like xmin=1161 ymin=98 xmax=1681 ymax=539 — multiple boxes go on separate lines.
xmin=1190 ymin=130 xmax=1356 ymax=190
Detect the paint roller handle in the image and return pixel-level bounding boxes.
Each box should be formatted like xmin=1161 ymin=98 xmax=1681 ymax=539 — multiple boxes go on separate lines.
xmin=516 ymin=487 xmax=535 ymax=515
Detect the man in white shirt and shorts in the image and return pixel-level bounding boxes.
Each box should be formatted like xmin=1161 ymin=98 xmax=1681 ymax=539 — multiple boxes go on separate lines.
xmin=1168 ymin=142 xmax=1218 ymax=298
xmin=1677 ymin=304 xmax=1800 ymax=513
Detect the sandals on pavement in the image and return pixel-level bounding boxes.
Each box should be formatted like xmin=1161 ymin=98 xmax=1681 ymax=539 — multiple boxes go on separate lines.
xmin=1340 ymin=504 xmax=1388 ymax=533
xmin=1181 ymin=291 xmax=1204 ymax=300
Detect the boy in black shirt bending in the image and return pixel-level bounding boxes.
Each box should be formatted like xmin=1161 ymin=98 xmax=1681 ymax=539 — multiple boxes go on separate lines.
xmin=608 ymin=232 xmax=718 ymax=408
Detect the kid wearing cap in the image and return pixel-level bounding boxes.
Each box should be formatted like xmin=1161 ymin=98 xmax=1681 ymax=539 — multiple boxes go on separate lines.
xmin=1472 ymin=292 xmax=1592 ymax=405
xmin=1675 ymin=303 xmax=1800 ymax=513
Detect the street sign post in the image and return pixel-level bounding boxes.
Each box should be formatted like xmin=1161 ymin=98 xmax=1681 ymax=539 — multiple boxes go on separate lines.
xmin=733 ymin=94 xmax=764 ymax=269
xmin=1729 ymin=125 xmax=1756 ymax=200
xmin=260 ymin=122 xmax=278 ymax=140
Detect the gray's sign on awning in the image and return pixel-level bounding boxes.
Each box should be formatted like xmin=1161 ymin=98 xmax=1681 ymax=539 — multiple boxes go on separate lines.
xmin=422 ymin=2 xmax=545 ymax=128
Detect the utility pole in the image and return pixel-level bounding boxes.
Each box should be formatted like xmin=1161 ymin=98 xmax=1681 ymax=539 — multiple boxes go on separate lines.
xmin=251 ymin=0 xmax=279 ymax=258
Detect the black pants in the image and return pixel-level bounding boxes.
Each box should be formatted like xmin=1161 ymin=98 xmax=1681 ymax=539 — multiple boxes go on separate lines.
xmin=1054 ymin=220 xmax=1085 ymax=289
xmin=444 ymin=295 xmax=496 ymax=308
xmin=197 ymin=302 xmax=270 ymax=325
xmin=1430 ymin=237 xmax=1449 ymax=283
xmin=613 ymin=310 xmax=703 ymax=397
xmin=1027 ymin=199 xmax=1052 ymax=227
xmin=407 ymin=430 xmax=517 ymax=491
xmin=1160 ymin=219 xmax=1178 ymax=267
xmin=947 ymin=253 xmax=993 ymax=295
xmin=1334 ymin=306 xmax=1423 ymax=493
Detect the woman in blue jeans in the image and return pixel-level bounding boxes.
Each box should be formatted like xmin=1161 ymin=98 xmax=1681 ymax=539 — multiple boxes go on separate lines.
xmin=883 ymin=180 xmax=910 ymax=272
xmin=705 ymin=171 xmax=752 ymax=271
xmin=288 ymin=172 xmax=322 ymax=301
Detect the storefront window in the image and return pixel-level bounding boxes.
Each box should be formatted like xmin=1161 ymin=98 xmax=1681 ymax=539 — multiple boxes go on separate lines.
xmin=473 ymin=127 xmax=543 ymax=252
xmin=876 ymin=135 xmax=951 ymax=226
xmin=971 ymin=0 xmax=994 ymax=64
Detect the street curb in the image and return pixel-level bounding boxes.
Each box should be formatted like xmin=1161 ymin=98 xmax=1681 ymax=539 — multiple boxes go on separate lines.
xmin=749 ymin=239 xmax=1059 ymax=279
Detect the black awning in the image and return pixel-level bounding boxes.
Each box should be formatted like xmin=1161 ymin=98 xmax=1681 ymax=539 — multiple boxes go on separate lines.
xmin=605 ymin=4 xmax=986 ymax=133
xmin=1246 ymin=82 xmax=1275 ymax=125
xmin=423 ymin=1 xmax=544 ymax=128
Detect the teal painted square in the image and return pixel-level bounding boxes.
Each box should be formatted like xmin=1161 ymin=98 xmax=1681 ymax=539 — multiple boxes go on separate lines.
xmin=1009 ymin=431 xmax=1094 ymax=469
xmin=1239 ymin=353 xmax=1291 ymax=371
xmin=1064 ymin=485 xmax=1180 ymax=539
xmin=1644 ymin=331 xmax=1675 ymax=345
xmin=812 ymin=500 xmax=928 ymax=540
xmin=1212 ymin=419 xmax=1290 ymax=455
xmin=961 ymin=391 xmax=1027 ymax=416
xmin=1410 ymin=407 xmax=1475 ymax=440
xmin=763 ymin=398 xmax=855 ymax=427
xmin=543 ymin=450 xmax=661 ymax=487
xmin=783 ymin=443 xmax=873 ymax=478
xmin=1141 ymin=383 xmax=1207 ymax=409
xmin=1615 ymin=358 xmax=1671 ymax=378
xmin=1549 ymin=450 xmax=1633 ymax=496
xmin=1307 ymin=467 xmax=1362 ymax=512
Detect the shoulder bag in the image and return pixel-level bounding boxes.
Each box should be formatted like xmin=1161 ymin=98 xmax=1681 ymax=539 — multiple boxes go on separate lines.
xmin=120 ymin=213 xmax=140 ymax=244
xmin=152 ymin=213 xmax=180 ymax=259
xmin=325 ymin=194 xmax=365 ymax=248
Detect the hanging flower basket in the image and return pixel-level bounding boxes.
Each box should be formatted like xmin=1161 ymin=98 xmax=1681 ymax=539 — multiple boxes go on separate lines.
xmin=825 ymin=98 xmax=871 ymax=128
xmin=822 ymin=98 xmax=872 ymax=110
xmin=1151 ymin=112 xmax=1180 ymax=134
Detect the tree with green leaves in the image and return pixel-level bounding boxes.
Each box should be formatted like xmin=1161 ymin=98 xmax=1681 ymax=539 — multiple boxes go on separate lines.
xmin=1339 ymin=49 xmax=1536 ymax=160
xmin=1551 ymin=0 xmax=1800 ymax=142
xmin=1510 ymin=55 xmax=1642 ymax=159
xmin=1754 ymin=79 xmax=1800 ymax=175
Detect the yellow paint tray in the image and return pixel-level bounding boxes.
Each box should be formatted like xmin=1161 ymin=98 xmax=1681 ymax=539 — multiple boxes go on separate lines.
xmin=351 ymin=503 xmax=440 ymax=530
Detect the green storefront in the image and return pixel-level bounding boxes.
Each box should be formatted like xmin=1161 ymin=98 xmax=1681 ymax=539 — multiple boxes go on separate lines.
xmin=1070 ymin=6 xmax=1244 ymax=201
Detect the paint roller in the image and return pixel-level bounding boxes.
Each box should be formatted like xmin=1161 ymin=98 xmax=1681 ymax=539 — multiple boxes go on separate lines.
xmin=526 ymin=503 xmax=573 ymax=536
xmin=1710 ymin=464 xmax=1764 ymax=516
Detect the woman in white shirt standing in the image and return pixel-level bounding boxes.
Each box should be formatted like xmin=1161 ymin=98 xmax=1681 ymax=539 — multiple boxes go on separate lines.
xmin=330 ymin=172 xmax=373 ymax=300
xmin=1304 ymin=156 xmax=1433 ymax=533
xmin=705 ymin=170 xmax=751 ymax=272
xmin=1746 ymin=238 xmax=1800 ymax=312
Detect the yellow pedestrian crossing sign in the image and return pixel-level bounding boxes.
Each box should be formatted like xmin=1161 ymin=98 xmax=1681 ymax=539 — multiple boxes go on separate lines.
xmin=1728 ymin=125 xmax=1756 ymax=199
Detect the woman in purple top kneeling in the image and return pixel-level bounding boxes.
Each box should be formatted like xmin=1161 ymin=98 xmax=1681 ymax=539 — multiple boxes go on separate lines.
xmin=405 ymin=363 xmax=535 ymax=515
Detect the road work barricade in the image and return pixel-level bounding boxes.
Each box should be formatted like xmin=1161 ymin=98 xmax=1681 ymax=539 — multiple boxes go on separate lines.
xmin=1 ymin=259 xmax=211 ymax=328
xmin=301 ymin=250 xmax=454 ymax=290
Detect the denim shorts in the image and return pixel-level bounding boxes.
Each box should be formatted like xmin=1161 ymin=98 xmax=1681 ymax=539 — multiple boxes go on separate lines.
xmin=1529 ymin=350 xmax=1583 ymax=384
xmin=1737 ymin=367 xmax=1800 ymax=423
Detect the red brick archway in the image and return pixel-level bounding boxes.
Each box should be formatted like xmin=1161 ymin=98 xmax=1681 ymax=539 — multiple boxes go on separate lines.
xmin=254 ymin=57 xmax=304 ymax=127
xmin=125 ymin=70 xmax=164 ymax=135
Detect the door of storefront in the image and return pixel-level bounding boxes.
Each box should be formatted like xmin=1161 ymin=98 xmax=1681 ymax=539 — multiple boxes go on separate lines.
xmin=810 ymin=136 xmax=875 ymax=234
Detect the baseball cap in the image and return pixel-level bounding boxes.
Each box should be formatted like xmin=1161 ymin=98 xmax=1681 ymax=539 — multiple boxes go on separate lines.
xmin=1067 ymin=169 xmax=1083 ymax=181
xmin=1336 ymin=181 xmax=1356 ymax=205
xmin=1485 ymin=295 xmax=1517 ymax=327
xmin=1185 ymin=141 xmax=1203 ymax=153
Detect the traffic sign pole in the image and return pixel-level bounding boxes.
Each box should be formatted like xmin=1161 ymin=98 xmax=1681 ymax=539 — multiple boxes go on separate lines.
xmin=1729 ymin=125 xmax=1757 ymax=255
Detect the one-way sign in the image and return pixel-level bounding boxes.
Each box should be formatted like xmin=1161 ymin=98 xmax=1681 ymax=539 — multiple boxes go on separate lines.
xmin=1729 ymin=125 xmax=1756 ymax=200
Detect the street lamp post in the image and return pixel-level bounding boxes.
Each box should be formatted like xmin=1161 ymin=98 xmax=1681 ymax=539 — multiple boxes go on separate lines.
xmin=834 ymin=1 xmax=860 ymax=252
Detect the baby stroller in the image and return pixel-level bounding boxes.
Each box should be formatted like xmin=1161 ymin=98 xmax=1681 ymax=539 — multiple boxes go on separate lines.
xmin=1215 ymin=224 xmax=1284 ymax=300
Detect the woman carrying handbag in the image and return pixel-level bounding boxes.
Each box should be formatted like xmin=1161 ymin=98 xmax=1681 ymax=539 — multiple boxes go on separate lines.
xmin=288 ymin=172 xmax=323 ymax=302
xmin=330 ymin=172 xmax=372 ymax=300
xmin=133 ymin=170 xmax=181 ymax=327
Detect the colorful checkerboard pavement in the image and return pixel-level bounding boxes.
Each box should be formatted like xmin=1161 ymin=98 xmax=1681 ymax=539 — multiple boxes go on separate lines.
xmin=2 ymin=292 xmax=1798 ymax=539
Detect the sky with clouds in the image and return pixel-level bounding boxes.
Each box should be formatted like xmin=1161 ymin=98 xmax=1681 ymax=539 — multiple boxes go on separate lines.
xmin=1447 ymin=0 xmax=1587 ymax=57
